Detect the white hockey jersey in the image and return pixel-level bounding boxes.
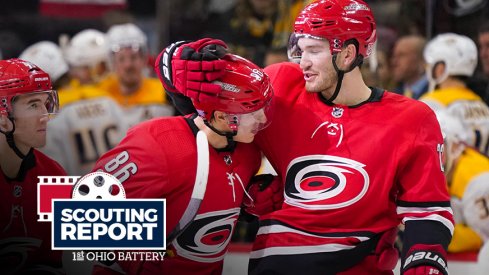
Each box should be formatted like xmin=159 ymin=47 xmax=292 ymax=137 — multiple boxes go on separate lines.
xmin=98 ymin=75 xmax=174 ymax=127
xmin=448 ymin=147 xmax=489 ymax=253
xmin=42 ymin=97 xmax=130 ymax=176
xmin=421 ymin=87 xmax=489 ymax=156
xmin=123 ymin=104 xmax=174 ymax=128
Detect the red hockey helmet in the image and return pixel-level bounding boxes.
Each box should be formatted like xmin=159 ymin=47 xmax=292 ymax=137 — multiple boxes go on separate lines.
xmin=193 ymin=54 xmax=273 ymax=122
xmin=0 ymin=58 xmax=58 ymax=116
xmin=290 ymin=0 xmax=376 ymax=59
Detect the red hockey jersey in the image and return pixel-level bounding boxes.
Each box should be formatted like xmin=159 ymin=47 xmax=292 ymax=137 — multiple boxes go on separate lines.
xmin=250 ymin=62 xmax=454 ymax=274
xmin=93 ymin=116 xmax=261 ymax=274
xmin=0 ymin=149 xmax=66 ymax=274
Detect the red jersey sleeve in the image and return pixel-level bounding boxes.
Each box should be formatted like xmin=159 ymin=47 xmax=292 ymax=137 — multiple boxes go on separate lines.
xmin=397 ymin=108 xmax=448 ymax=198
xmin=395 ymin=105 xmax=454 ymax=255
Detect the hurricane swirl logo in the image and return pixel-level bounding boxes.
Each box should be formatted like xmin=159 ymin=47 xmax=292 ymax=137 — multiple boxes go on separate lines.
xmin=284 ymin=155 xmax=369 ymax=210
xmin=172 ymin=208 xmax=240 ymax=262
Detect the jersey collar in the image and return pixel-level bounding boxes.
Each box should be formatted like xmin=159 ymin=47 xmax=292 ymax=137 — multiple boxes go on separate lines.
xmin=318 ymin=87 xmax=384 ymax=107
xmin=2 ymin=148 xmax=36 ymax=182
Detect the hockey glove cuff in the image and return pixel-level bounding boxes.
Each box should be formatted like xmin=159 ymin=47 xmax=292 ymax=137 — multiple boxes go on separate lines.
xmin=402 ymin=244 xmax=448 ymax=275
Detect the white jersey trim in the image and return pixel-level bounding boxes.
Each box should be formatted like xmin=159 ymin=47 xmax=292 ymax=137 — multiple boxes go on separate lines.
xmin=256 ymin=224 xmax=370 ymax=242
xmin=402 ymin=214 xmax=455 ymax=235
xmin=250 ymin=243 xmax=356 ymax=259
xmin=396 ymin=206 xmax=453 ymax=215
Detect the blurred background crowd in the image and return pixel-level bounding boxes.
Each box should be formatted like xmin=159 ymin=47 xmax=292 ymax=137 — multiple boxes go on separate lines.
xmin=2 ymin=0 xmax=489 ymax=256
xmin=2 ymin=1 xmax=489 ymax=99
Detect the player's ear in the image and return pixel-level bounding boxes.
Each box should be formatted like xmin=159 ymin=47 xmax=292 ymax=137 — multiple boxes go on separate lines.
xmin=0 ymin=114 xmax=13 ymax=132
xmin=211 ymin=110 xmax=231 ymax=131
xmin=341 ymin=43 xmax=358 ymax=68
xmin=213 ymin=111 xmax=227 ymax=123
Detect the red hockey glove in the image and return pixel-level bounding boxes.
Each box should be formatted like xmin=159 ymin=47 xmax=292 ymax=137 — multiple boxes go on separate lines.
xmin=242 ymin=174 xmax=283 ymax=219
xmin=402 ymin=244 xmax=448 ymax=275
xmin=375 ymin=228 xmax=399 ymax=270
xmin=154 ymin=38 xmax=227 ymax=102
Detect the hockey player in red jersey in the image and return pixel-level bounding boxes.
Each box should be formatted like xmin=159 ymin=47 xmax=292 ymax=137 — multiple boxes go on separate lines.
xmin=92 ymin=53 xmax=274 ymax=274
xmin=157 ymin=1 xmax=455 ymax=274
xmin=0 ymin=59 xmax=66 ymax=273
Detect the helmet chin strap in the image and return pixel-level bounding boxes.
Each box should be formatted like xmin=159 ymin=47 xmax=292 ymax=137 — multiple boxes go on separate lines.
xmin=203 ymin=119 xmax=237 ymax=152
xmin=324 ymin=49 xmax=364 ymax=105
xmin=0 ymin=117 xmax=27 ymax=159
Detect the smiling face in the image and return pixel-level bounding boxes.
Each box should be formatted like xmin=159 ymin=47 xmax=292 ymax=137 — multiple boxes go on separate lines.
xmin=297 ymin=37 xmax=337 ymax=95
xmin=10 ymin=92 xmax=52 ymax=150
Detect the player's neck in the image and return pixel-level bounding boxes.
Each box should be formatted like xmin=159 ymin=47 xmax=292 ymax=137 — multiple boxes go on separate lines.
xmin=329 ymin=72 xmax=372 ymax=106
xmin=193 ymin=116 xmax=231 ymax=150
xmin=0 ymin=141 xmax=23 ymax=178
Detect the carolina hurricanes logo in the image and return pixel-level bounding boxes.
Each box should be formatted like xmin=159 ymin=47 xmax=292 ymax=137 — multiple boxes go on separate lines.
xmin=173 ymin=208 xmax=240 ymax=262
xmin=284 ymin=155 xmax=369 ymax=210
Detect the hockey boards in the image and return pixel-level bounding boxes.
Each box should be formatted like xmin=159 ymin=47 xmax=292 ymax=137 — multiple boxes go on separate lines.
xmin=166 ymin=130 xmax=210 ymax=244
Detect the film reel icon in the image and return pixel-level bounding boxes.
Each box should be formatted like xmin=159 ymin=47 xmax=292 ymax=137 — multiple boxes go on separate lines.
xmin=72 ymin=172 xmax=126 ymax=200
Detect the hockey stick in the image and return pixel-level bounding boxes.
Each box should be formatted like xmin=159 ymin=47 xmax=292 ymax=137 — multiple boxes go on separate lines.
xmin=166 ymin=130 xmax=210 ymax=244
